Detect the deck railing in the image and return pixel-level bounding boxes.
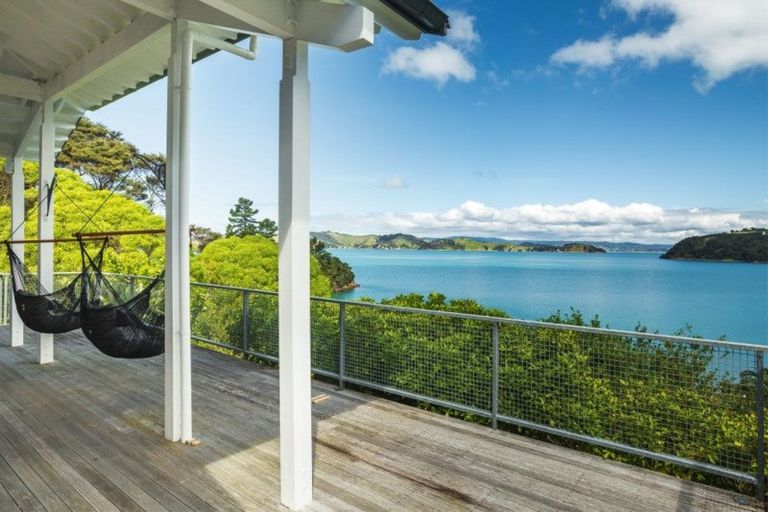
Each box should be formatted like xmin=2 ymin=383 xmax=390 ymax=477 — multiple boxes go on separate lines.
xmin=1 ymin=273 xmax=766 ymax=498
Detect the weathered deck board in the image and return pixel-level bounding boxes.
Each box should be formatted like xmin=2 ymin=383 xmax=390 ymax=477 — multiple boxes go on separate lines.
xmin=0 ymin=327 xmax=759 ymax=512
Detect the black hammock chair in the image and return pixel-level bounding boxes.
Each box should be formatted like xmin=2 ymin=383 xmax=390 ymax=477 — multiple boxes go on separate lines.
xmin=5 ymin=243 xmax=82 ymax=334
xmin=79 ymin=239 xmax=165 ymax=359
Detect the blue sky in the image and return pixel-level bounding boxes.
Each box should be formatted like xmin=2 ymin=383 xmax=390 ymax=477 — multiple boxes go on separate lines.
xmin=90 ymin=0 xmax=768 ymax=243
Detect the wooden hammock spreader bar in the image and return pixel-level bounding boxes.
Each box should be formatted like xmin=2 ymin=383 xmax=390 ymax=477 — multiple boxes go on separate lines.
xmin=74 ymin=228 xmax=165 ymax=238
xmin=4 ymin=229 xmax=165 ymax=245
xmin=5 ymin=235 xmax=108 ymax=245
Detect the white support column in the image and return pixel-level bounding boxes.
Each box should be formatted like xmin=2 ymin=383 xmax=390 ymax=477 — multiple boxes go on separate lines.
xmin=165 ymin=19 xmax=182 ymax=442
xmin=278 ymin=38 xmax=313 ymax=511
xmin=9 ymin=155 xmax=24 ymax=347
xmin=37 ymin=99 xmax=54 ymax=364
xmin=178 ymin=21 xmax=193 ymax=443
xmin=164 ymin=18 xmax=193 ymax=443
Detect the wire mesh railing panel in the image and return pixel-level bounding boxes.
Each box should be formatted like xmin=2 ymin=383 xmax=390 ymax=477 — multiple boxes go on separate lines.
xmin=310 ymin=300 xmax=341 ymax=375
xmin=247 ymin=292 xmax=279 ymax=358
xmin=497 ymin=322 xmax=764 ymax=475
xmin=310 ymin=300 xmax=340 ymax=375
xmin=190 ymin=283 xmax=244 ymax=348
xmin=343 ymin=303 xmax=494 ymax=412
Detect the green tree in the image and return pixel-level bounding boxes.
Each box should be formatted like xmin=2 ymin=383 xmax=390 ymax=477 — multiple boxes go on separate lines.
xmin=257 ymin=218 xmax=278 ymax=239
xmin=55 ymin=117 xmax=166 ymax=209
xmin=310 ymin=236 xmax=356 ymax=291
xmin=0 ymin=165 xmax=165 ymax=276
xmin=191 ymin=235 xmax=330 ymax=295
xmin=226 ymin=197 xmax=259 ymax=237
xmin=189 ymin=235 xmax=332 ymax=347
xmin=56 ymin=117 xmax=135 ymax=190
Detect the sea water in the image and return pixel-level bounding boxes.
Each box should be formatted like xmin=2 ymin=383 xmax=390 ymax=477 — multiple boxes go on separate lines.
xmin=331 ymin=250 xmax=768 ymax=345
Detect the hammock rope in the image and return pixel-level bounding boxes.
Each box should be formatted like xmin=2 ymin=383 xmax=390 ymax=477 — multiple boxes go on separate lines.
xmin=79 ymin=239 xmax=165 ymax=359
xmin=4 ymin=167 xmax=166 ymax=357
xmin=4 ymin=239 xmax=89 ymax=334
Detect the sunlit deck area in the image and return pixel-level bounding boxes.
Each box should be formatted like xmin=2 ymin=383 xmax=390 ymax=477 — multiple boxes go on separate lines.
xmin=0 ymin=327 xmax=757 ymax=512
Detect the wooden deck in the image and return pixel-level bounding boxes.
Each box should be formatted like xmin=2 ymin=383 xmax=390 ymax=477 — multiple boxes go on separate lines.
xmin=0 ymin=327 xmax=760 ymax=512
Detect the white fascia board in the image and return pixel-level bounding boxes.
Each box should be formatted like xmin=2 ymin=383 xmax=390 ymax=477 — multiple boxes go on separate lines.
xmin=0 ymin=73 xmax=44 ymax=102
xmin=43 ymin=14 xmax=169 ymax=103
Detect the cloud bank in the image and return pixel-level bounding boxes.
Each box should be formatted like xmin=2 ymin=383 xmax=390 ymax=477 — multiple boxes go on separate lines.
xmin=551 ymin=0 xmax=768 ymax=92
xmin=382 ymin=11 xmax=479 ymax=87
xmin=312 ymin=199 xmax=768 ymax=243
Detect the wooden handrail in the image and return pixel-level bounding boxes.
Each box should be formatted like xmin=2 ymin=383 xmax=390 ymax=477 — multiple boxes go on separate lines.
xmin=5 ymin=228 xmax=166 ymax=245
xmin=73 ymin=228 xmax=165 ymax=238
xmin=5 ymin=236 xmax=107 ymax=245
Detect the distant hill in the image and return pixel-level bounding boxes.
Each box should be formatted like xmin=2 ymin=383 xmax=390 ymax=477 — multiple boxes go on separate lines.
xmin=312 ymin=231 xmax=607 ymax=253
xmin=661 ymin=228 xmax=768 ymax=263
xmin=516 ymin=241 xmax=670 ymax=253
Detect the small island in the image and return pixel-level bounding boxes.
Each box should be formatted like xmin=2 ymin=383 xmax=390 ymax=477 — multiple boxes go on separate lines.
xmin=661 ymin=228 xmax=768 ymax=263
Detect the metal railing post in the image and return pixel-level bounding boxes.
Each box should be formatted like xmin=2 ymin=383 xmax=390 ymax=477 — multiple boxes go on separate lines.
xmin=128 ymin=276 xmax=135 ymax=299
xmin=338 ymin=302 xmax=346 ymax=390
xmin=492 ymin=321 xmax=499 ymax=429
xmin=1 ymin=274 xmax=7 ymax=325
xmin=756 ymin=351 xmax=766 ymax=503
xmin=242 ymin=290 xmax=250 ymax=353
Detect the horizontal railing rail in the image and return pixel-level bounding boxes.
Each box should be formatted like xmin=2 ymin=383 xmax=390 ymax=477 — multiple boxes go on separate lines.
xmin=1 ymin=272 xmax=765 ymax=499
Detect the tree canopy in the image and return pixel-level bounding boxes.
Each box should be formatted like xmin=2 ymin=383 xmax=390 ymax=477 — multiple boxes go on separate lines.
xmin=55 ymin=117 xmax=166 ymax=211
xmin=0 ymin=165 xmax=165 ymax=276
xmin=191 ymin=234 xmax=332 ymax=296
xmin=311 ymin=237 xmax=356 ymax=291
xmin=226 ymin=197 xmax=278 ymax=239
xmin=226 ymin=197 xmax=259 ymax=237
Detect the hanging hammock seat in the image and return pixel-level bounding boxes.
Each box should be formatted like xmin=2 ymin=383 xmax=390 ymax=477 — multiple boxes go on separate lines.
xmin=5 ymin=244 xmax=81 ymax=333
xmin=80 ymin=240 xmax=165 ymax=359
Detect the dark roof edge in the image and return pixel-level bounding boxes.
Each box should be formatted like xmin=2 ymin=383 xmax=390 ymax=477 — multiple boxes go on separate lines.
xmin=379 ymin=0 xmax=450 ymax=36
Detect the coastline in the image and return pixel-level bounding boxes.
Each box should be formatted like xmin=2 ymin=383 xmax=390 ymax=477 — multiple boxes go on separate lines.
xmin=333 ymin=282 xmax=360 ymax=293
xmin=660 ymin=256 xmax=768 ymax=264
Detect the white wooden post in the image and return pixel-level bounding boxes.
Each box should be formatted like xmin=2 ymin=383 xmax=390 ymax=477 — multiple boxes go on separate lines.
xmin=165 ymin=18 xmax=193 ymax=442
xmin=38 ymin=99 xmax=54 ymax=364
xmin=9 ymin=155 xmax=24 ymax=347
xmin=165 ymin=19 xmax=182 ymax=442
xmin=179 ymin=21 xmax=193 ymax=443
xmin=278 ymin=38 xmax=313 ymax=510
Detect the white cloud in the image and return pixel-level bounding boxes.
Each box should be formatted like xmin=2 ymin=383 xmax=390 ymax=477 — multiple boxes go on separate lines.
xmin=446 ymin=11 xmax=480 ymax=49
xmin=551 ymin=0 xmax=768 ymax=91
xmin=382 ymin=177 xmax=407 ymax=189
xmin=312 ymin=199 xmax=768 ymax=243
xmin=382 ymin=11 xmax=478 ymax=87
xmin=383 ymin=42 xmax=476 ymax=87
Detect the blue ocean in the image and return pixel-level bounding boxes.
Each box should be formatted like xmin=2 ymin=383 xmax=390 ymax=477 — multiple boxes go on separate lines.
xmin=331 ymin=250 xmax=768 ymax=345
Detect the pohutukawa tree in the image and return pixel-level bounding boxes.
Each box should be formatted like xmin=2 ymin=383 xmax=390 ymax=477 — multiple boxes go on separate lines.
xmin=55 ymin=117 xmax=166 ymax=211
